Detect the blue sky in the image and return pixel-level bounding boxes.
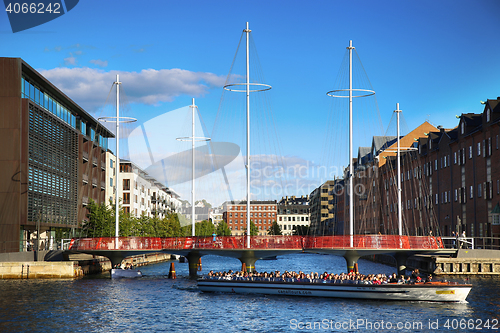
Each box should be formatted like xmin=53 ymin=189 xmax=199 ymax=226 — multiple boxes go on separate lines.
xmin=2 ymin=0 xmax=500 ymax=202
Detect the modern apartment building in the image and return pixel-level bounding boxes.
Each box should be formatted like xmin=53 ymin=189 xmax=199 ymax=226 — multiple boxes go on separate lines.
xmin=117 ymin=159 xmax=181 ymax=218
xmin=277 ymin=196 xmax=310 ymax=235
xmin=222 ymin=200 xmax=277 ymax=236
xmin=0 ymin=57 xmax=114 ymax=253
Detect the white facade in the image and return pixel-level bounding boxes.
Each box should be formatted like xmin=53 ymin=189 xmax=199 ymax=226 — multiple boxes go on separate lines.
xmin=209 ymin=207 xmax=224 ymax=227
xmin=105 ymin=154 xmax=181 ymax=218
xmin=277 ymin=196 xmax=310 ymax=235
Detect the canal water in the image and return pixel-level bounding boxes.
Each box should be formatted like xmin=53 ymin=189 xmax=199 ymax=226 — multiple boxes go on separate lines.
xmin=0 ymin=253 xmax=499 ymax=332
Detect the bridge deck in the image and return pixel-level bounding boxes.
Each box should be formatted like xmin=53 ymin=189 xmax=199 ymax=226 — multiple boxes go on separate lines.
xmin=69 ymin=235 xmax=444 ymax=252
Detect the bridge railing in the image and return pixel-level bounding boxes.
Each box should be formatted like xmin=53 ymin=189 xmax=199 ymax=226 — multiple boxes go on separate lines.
xmin=194 ymin=236 xmax=303 ymax=249
xmin=69 ymin=237 xmax=195 ymax=251
xmin=303 ymin=235 xmax=443 ymax=250
xmin=69 ymin=235 xmax=444 ymax=251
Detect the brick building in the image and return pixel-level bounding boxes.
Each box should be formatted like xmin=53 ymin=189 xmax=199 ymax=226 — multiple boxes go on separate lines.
xmin=329 ymin=99 xmax=500 ymax=248
xmin=222 ymin=200 xmax=277 ymax=236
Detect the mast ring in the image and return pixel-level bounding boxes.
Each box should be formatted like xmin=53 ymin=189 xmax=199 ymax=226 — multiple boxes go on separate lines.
xmin=98 ymin=116 xmax=137 ymax=123
xmin=176 ymin=136 xmax=211 ymax=142
xmin=326 ymin=88 xmax=375 ymax=98
xmin=223 ymin=83 xmax=272 ymax=93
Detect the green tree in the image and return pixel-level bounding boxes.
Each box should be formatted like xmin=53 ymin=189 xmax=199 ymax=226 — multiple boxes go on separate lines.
xmin=195 ymin=220 xmax=216 ymax=237
xmin=215 ymin=221 xmax=231 ymax=236
xmin=164 ymin=213 xmax=183 ymax=237
xmin=250 ymin=221 xmax=258 ymax=236
xmin=293 ymin=225 xmax=310 ymax=236
xmin=119 ymin=211 xmax=137 ymax=237
xmin=83 ymin=200 xmax=114 ymax=237
xmin=268 ymin=221 xmax=282 ymax=235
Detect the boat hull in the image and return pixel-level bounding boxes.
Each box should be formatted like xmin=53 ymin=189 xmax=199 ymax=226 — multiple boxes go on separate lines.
xmin=111 ymin=268 xmax=142 ymax=279
xmin=198 ymin=279 xmax=471 ymax=302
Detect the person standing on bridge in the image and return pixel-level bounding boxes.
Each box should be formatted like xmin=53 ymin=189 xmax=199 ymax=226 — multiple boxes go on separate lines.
xmin=212 ymin=232 xmax=216 ymax=242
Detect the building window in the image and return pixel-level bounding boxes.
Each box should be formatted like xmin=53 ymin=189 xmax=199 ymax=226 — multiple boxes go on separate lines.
xmin=454 ymin=152 xmax=457 ymax=164
xmin=469 ymin=146 xmax=473 ymax=159
xmin=461 ymin=122 xmax=465 ymax=134
xmin=455 ymin=189 xmax=458 ymax=202
xmin=123 ymin=179 xmax=130 ymax=191
xmin=109 ymin=178 xmax=113 ymax=187
xmin=477 ymin=142 xmax=481 ymax=156
xmin=435 ymin=160 xmax=438 ymax=170
xmin=478 ymin=184 xmax=482 ymax=197
xmin=123 ymin=193 xmax=130 ymax=205
xmin=487 ymin=107 xmax=491 ymax=122
xmin=470 ymin=186 xmax=474 ymax=199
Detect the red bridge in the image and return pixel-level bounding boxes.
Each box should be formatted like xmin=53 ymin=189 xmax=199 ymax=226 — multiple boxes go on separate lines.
xmin=68 ymin=235 xmax=448 ymax=276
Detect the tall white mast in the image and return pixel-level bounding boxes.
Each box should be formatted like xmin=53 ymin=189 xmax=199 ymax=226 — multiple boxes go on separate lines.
xmin=115 ymin=74 xmax=120 ymax=239
xmin=395 ymin=103 xmax=402 ymax=236
xmin=348 ymin=40 xmax=354 ymax=247
xmin=191 ymin=98 xmax=196 ymax=237
xmin=245 ymin=22 xmax=251 ymax=248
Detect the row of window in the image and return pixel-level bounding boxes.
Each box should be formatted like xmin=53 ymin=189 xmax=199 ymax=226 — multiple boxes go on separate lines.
xmin=387 ymin=180 xmax=500 ymax=212
xmin=228 ymin=219 xmax=272 ymax=224
xmin=278 ymin=209 xmax=309 ymax=214
xmin=278 ymin=216 xmax=309 ymax=222
xmin=230 ymin=225 xmax=269 ymax=231
xmin=229 ymin=212 xmax=275 ymax=218
xmin=228 ymin=205 xmax=275 ymax=211
xmin=22 ymin=76 xmax=108 ymax=150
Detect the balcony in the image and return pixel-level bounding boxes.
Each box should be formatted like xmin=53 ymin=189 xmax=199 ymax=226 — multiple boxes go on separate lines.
xmin=82 ymin=196 xmax=89 ymax=206
xmin=82 ymin=151 xmax=89 ymax=162
xmin=101 ymin=180 xmax=106 ymax=190
xmin=151 ymin=196 xmax=157 ymax=203
xmin=92 ymin=178 xmax=97 ymax=187
xmin=82 ymin=174 xmax=89 ymax=184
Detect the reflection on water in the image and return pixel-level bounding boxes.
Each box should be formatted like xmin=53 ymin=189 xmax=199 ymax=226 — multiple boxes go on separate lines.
xmin=0 ymin=253 xmax=498 ymax=332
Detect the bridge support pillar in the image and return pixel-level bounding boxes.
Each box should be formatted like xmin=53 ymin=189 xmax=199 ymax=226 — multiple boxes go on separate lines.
xmin=394 ymin=252 xmax=409 ymax=277
xmin=239 ymin=252 xmax=257 ymax=273
xmin=108 ymin=253 xmax=125 ymax=268
xmin=186 ymin=252 xmax=202 ymax=278
xmin=343 ymin=251 xmax=360 ymax=273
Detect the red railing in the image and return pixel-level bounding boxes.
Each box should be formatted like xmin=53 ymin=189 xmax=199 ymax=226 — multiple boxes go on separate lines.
xmin=303 ymin=235 xmax=442 ymax=250
xmin=69 ymin=235 xmax=443 ymax=251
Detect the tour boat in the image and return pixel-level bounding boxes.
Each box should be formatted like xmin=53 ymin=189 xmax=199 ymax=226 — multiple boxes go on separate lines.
xmin=197 ymin=278 xmax=471 ymax=302
xmin=111 ymin=268 xmax=142 ymax=279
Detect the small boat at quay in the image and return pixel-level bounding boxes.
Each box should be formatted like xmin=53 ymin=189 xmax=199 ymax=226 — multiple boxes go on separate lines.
xmin=111 ymin=268 xmax=142 ymax=279
xmin=197 ymin=277 xmax=471 ymax=302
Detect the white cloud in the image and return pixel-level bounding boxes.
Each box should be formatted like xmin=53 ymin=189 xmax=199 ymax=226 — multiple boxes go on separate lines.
xmin=89 ymin=59 xmax=108 ymax=68
xmin=38 ymin=67 xmax=226 ymax=112
xmin=63 ymin=56 xmax=77 ymax=66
